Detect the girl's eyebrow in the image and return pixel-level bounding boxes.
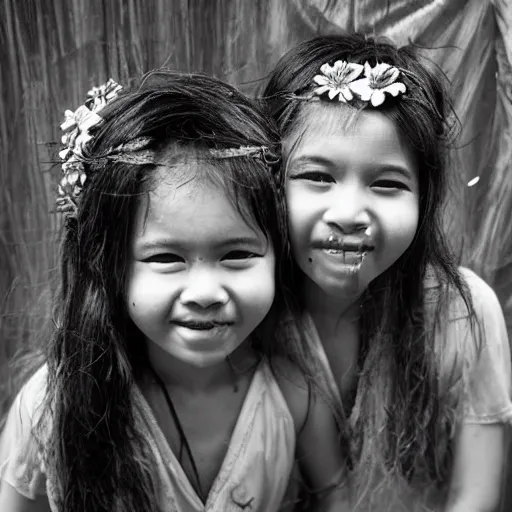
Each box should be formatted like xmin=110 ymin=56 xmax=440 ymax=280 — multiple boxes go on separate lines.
xmin=136 ymin=235 xmax=263 ymax=251
xmin=289 ymin=156 xmax=414 ymax=179
xmin=215 ymin=235 xmax=264 ymax=249
xmin=289 ymin=155 xmax=335 ymax=169
xmin=373 ymin=164 xmax=416 ymax=181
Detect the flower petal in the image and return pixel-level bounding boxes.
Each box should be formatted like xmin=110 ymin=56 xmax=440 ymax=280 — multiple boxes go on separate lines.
xmin=372 ymin=62 xmax=392 ymax=76
xmin=379 ymin=67 xmax=400 ymax=87
xmin=60 ymin=112 xmax=77 ymax=132
xmin=313 ymin=85 xmax=331 ymax=96
xmin=363 ymin=62 xmax=372 ymax=78
xmin=369 ymin=63 xmax=400 ymax=87
xmin=74 ymin=106 xmax=102 ymax=131
xmin=343 ymin=63 xmax=364 ymax=82
xmin=331 ymin=60 xmax=345 ymax=76
xmin=349 ymin=78 xmax=372 ymax=101
xmin=383 ymin=82 xmax=406 ymax=96
xmin=67 ymin=170 xmax=80 ymax=186
xmin=313 ymin=75 xmax=330 ymax=86
xmin=328 ymin=88 xmax=340 ymax=100
xmin=319 ymin=63 xmax=334 ymax=77
xmin=74 ymin=131 xmax=92 ymax=150
xmin=370 ymin=90 xmax=386 ymax=107
xmin=59 ymin=148 xmax=71 ymax=160
xmin=340 ymin=86 xmax=353 ymax=102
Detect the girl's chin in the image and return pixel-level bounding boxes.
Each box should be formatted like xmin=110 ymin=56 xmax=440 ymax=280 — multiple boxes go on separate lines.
xmin=304 ymin=270 xmax=366 ymax=304
xmin=320 ymin=279 xmax=364 ymax=302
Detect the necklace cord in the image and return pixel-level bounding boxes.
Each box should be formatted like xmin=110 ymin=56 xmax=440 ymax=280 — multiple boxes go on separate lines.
xmin=148 ymin=366 xmax=203 ymax=498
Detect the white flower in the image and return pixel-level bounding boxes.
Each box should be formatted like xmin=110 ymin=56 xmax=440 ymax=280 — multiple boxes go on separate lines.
xmin=60 ymin=106 xmax=102 ymax=161
xmin=313 ymin=60 xmax=364 ymax=102
xmin=60 ymin=109 xmax=77 ymax=131
xmin=87 ymin=79 xmax=122 ymax=112
xmin=349 ymin=62 xmax=406 ymax=107
xmin=57 ymin=79 xmax=122 ymax=216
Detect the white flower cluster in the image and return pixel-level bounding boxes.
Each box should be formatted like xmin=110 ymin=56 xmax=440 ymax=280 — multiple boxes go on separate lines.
xmin=312 ymin=60 xmax=406 ymax=107
xmin=57 ymin=79 xmax=122 ymax=216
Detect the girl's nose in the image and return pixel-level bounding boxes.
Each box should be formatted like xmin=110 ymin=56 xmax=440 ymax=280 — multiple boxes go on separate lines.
xmin=179 ymin=267 xmax=229 ymax=309
xmin=322 ymin=185 xmax=371 ymax=234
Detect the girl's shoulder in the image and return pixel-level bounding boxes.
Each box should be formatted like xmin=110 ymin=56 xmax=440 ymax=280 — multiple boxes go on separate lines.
xmin=436 ymin=265 xmax=505 ymax=347
xmin=0 ymin=364 xmax=49 ymax=500
xmin=266 ymin=357 xmax=309 ymax=430
xmin=452 ymin=266 xmax=505 ymax=334
xmin=426 ymin=265 xmax=503 ymax=324
xmin=458 ymin=266 xmax=500 ymax=306
xmin=16 ymin=364 xmax=48 ymax=411
xmin=447 ymin=267 xmax=512 ymax=425
xmin=1 ymin=364 xmax=49 ymax=435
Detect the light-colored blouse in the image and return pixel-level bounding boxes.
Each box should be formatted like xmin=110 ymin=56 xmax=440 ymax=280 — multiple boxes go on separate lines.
xmin=290 ymin=267 xmax=512 ymax=511
xmin=0 ymin=360 xmax=296 ymax=511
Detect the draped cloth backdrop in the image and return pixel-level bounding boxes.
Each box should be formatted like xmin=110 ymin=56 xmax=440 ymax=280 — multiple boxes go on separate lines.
xmin=0 ymin=0 xmax=511 ymax=507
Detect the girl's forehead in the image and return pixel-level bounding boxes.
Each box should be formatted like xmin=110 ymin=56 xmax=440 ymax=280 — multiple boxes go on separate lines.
xmin=292 ymin=103 xmax=360 ymax=139
xmin=140 ymin=160 xmax=262 ymax=233
xmin=284 ymin=103 xmax=413 ymax=165
xmin=147 ymin=162 xmax=223 ymax=214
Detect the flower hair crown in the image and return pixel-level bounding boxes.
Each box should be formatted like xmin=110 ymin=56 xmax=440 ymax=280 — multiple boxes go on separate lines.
xmin=57 ymin=80 xmax=276 ymax=218
xmin=57 ymin=79 xmax=122 ymax=216
xmin=305 ymin=60 xmax=406 ymax=107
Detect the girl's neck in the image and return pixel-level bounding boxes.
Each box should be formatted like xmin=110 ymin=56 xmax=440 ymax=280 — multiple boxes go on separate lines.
xmin=303 ymin=277 xmax=363 ymax=405
xmin=146 ymin=341 xmax=255 ymax=392
xmin=303 ymin=277 xmax=362 ymax=338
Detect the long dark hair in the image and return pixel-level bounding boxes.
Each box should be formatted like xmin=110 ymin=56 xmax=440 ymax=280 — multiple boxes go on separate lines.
xmin=263 ymin=34 xmax=477 ymax=497
xmin=36 ymin=70 xmax=299 ymax=512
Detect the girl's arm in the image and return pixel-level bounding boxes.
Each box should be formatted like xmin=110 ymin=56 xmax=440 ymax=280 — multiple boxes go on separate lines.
xmin=0 ymin=366 xmax=50 ymax=511
xmin=294 ymin=391 xmax=350 ymax=511
xmin=445 ymin=269 xmax=512 ymax=512
xmin=276 ymin=362 xmax=349 ymax=511
xmin=446 ymin=423 xmax=505 ymax=512
xmin=0 ymin=482 xmax=52 ymax=512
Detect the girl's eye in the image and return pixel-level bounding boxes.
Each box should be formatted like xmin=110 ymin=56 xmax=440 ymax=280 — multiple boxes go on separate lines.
xmin=222 ymin=250 xmax=258 ymax=261
xmin=372 ymin=179 xmax=410 ymax=191
xmin=293 ymin=171 xmax=335 ymax=184
xmin=143 ymin=254 xmax=184 ymax=264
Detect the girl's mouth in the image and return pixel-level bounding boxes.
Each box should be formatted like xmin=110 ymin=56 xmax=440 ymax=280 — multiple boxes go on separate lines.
xmin=312 ymin=229 xmax=374 ymax=272
xmin=321 ymin=248 xmax=368 ymax=273
xmin=173 ymin=320 xmax=232 ymax=330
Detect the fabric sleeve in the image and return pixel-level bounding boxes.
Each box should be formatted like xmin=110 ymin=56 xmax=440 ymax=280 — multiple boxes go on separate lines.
xmin=457 ymin=268 xmax=512 ymax=424
xmin=0 ymin=365 xmax=48 ymax=499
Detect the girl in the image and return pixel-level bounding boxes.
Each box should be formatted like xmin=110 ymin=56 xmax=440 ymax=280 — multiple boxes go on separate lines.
xmin=0 ymin=72 xmax=344 ymax=511
xmin=263 ymin=34 xmax=512 ymax=512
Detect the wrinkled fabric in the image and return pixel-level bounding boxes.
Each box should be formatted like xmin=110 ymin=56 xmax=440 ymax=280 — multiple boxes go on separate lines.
xmin=0 ymin=366 xmax=47 ymax=500
xmin=134 ymin=362 xmax=296 ymax=512
xmin=0 ymin=363 xmax=296 ymax=512
xmin=284 ymin=267 xmax=512 ymax=511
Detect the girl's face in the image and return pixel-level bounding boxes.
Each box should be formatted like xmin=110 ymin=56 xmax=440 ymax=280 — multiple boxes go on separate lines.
xmin=284 ymin=105 xmax=419 ymax=306
xmin=127 ymin=163 xmax=275 ymax=368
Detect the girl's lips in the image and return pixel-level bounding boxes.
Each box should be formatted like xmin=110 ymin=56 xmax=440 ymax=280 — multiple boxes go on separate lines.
xmin=172 ymin=320 xmax=232 ymax=330
xmin=313 ymin=229 xmax=375 ymax=252
xmin=320 ymin=248 xmax=368 ymax=265
xmin=313 ymin=241 xmax=375 ymax=252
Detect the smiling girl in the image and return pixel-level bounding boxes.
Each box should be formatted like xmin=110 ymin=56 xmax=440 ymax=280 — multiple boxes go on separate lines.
xmin=264 ymin=34 xmax=512 ymax=512
xmin=0 ymin=72 xmax=344 ymax=512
